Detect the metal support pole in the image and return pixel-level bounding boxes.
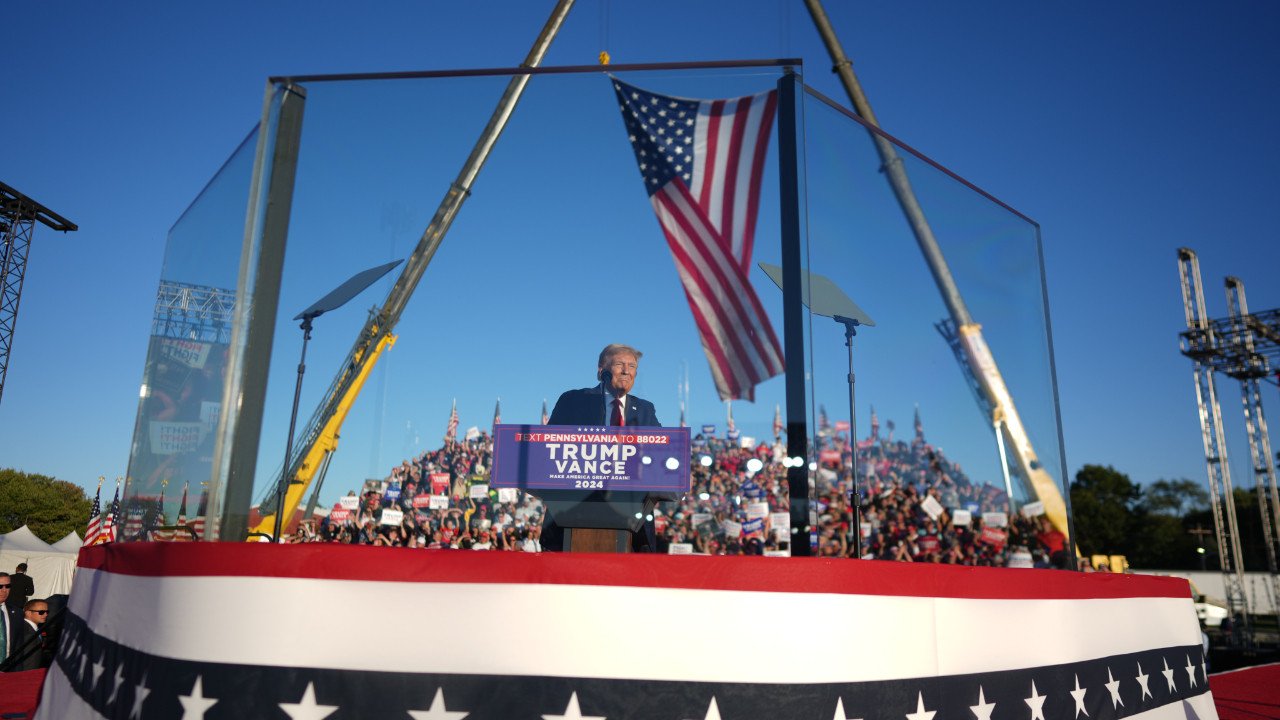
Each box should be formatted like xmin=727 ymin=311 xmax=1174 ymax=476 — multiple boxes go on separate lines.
xmin=839 ymin=318 xmax=862 ymax=557
xmin=275 ymin=317 xmax=313 ymax=542
xmin=777 ymin=69 xmax=811 ymax=557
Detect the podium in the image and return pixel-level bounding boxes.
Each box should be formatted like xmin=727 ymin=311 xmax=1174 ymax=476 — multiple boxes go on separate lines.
xmin=489 ymin=425 xmax=692 ymax=553
xmin=538 ymin=489 xmax=674 ymax=553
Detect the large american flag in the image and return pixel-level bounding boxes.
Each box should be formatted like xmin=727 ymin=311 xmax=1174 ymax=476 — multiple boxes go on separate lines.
xmin=614 ymin=79 xmax=784 ymax=402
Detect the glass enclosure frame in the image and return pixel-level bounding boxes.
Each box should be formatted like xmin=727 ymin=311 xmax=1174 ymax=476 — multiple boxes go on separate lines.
xmin=124 ymin=58 xmax=1072 ymax=564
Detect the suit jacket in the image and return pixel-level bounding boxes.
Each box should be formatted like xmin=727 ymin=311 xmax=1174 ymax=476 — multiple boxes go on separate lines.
xmin=544 ymin=384 xmax=662 ymax=552
xmin=549 ymin=385 xmax=660 ymax=428
xmin=1 ymin=605 xmax=23 ymax=671
xmin=9 ymin=620 xmax=43 ymax=672
xmin=8 ymin=573 xmax=34 ymax=609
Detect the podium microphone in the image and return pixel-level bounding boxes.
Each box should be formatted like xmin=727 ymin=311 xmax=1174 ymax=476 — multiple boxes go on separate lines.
xmin=599 ymin=368 xmax=613 ymax=425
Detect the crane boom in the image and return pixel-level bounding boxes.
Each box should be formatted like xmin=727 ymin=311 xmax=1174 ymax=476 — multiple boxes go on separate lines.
xmin=252 ymin=0 xmax=578 ymax=536
xmin=802 ymin=0 xmax=1075 ymax=545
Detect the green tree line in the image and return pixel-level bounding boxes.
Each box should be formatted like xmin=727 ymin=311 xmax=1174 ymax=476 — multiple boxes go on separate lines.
xmin=0 ymin=468 xmax=92 ymax=543
xmin=1070 ymin=463 xmax=1279 ymax=571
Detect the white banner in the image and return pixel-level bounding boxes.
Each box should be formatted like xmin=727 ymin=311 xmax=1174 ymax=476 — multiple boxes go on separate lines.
xmin=469 ymin=484 xmax=490 ymax=499
xmin=921 ymin=495 xmax=944 ymax=521
xmin=379 ymin=509 xmax=403 ymax=526
xmin=1020 ymin=501 xmax=1045 ymax=518
xmin=497 ymin=487 xmax=519 ymax=504
xmin=667 ymin=543 xmax=693 ymax=555
xmin=983 ymin=512 xmax=1008 ymax=528
xmin=428 ymin=495 xmax=449 ymax=510
xmin=722 ymin=520 xmax=742 ymax=538
xmin=338 ymin=496 xmax=359 ymax=510
xmin=769 ymin=512 xmax=790 ymax=533
xmin=952 ymin=509 xmax=972 ymax=527
xmin=746 ymin=502 xmax=769 ymax=519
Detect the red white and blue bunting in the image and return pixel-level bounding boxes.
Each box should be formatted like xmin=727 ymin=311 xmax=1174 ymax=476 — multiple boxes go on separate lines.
xmin=38 ymin=545 xmax=1216 ymax=719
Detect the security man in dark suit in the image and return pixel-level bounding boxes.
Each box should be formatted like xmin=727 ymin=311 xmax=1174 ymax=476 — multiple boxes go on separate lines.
xmin=7 ymin=564 xmax=34 ymax=610
xmin=0 ymin=572 xmax=21 ymax=671
xmin=544 ymin=343 xmax=661 ymax=551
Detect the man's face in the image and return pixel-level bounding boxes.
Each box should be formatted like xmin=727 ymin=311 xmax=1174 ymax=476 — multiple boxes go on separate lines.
xmin=600 ymin=352 xmax=638 ymax=396
xmin=25 ymin=602 xmax=48 ymax=626
xmin=0 ymin=577 xmax=9 ymax=605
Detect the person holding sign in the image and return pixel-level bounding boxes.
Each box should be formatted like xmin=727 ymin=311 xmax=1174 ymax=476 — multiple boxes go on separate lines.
xmin=543 ymin=343 xmax=662 ymax=552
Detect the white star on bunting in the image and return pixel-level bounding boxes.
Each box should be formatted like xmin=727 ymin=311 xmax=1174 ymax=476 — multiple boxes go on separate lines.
xmin=408 ymin=687 xmax=469 ymax=720
xmin=831 ymin=697 xmax=862 ymax=720
xmin=1025 ymin=681 xmax=1047 ymax=720
xmin=91 ymin=658 xmax=105 ymax=690
xmin=1070 ymin=674 xmax=1089 ymax=718
xmin=685 ymin=697 xmax=722 ymax=720
xmin=1135 ymin=662 xmax=1152 ymax=700
xmin=178 ymin=676 xmax=218 ymax=720
xmin=1185 ymin=655 xmax=1197 ymax=688
xmin=543 ymin=692 xmax=606 ymax=720
xmin=969 ymin=686 xmax=995 ymax=720
xmin=105 ymin=664 xmax=126 ymax=705
xmin=128 ymin=673 xmax=151 ymax=720
xmin=905 ymin=692 xmax=936 ymax=720
xmin=1105 ymin=668 xmax=1123 ymax=709
xmin=1201 ymin=658 xmax=1208 ymax=681
xmin=1162 ymin=658 xmax=1177 ymax=692
xmin=279 ymin=682 xmax=339 ymax=720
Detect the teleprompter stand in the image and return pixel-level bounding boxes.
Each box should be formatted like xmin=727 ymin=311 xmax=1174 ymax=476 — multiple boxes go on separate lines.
xmin=759 ymin=262 xmax=875 ymax=558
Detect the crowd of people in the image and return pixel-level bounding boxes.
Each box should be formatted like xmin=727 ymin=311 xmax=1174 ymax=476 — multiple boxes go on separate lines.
xmin=289 ymin=409 xmax=1069 ymax=569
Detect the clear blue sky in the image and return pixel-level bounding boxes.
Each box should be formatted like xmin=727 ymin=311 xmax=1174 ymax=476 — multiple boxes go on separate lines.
xmin=2 ymin=1 xmax=1278 ymax=511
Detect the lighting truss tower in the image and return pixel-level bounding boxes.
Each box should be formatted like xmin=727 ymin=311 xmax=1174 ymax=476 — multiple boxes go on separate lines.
xmin=1224 ymin=276 xmax=1280 ymax=612
xmin=1177 ymin=247 xmax=1251 ymax=640
xmin=0 ymin=181 xmax=77 ymax=406
xmin=152 ymin=280 xmax=236 ymax=344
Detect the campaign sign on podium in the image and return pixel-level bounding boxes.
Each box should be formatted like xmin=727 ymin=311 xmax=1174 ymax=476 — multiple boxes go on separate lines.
xmin=491 ymin=424 xmax=692 ymax=553
xmin=490 ymin=424 xmax=691 ymax=493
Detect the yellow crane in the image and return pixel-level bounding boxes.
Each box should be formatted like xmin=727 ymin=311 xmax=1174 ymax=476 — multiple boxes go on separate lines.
xmin=250 ymin=0 xmax=578 ymax=538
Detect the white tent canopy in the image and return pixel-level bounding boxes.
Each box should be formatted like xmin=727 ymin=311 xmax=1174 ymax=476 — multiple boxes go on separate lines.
xmin=0 ymin=525 xmax=77 ymax=598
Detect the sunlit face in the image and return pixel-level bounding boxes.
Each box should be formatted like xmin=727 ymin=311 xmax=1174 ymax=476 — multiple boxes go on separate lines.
xmin=25 ymin=602 xmax=48 ymax=625
xmin=600 ymin=352 xmax=638 ymax=396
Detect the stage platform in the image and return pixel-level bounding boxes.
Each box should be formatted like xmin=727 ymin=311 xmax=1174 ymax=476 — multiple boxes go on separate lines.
xmin=30 ymin=544 xmax=1215 ymax=719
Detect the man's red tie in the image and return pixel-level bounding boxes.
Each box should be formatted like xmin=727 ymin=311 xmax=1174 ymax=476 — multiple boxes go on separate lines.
xmin=611 ymin=398 xmax=625 ymax=426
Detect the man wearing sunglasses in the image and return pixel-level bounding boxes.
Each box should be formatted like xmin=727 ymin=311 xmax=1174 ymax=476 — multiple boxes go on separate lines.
xmin=9 ymin=599 xmax=49 ymax=672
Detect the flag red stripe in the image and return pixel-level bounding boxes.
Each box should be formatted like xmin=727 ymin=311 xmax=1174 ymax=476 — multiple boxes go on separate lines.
xmin=661 ymin=183 xmax=784 ymax=373
xmin=738 ymin=91 xmax=777 ymax=272
xmin=655 ymin=201 xmax=758 ymax=395
xmin=655 ymin=186 xmax=781 ymax=386
xmin=697 ymin=100 xmax=725 ymax=209
xmin=717 ymin=96 xmax=752 ymax=257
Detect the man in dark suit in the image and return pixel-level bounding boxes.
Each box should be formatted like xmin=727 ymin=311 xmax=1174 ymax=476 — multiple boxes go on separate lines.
xmin=0 ymin=572 xmax=22 ymax=671
xmin=544 ymin=343 xmax=661 ymax=551
xmin=9 ymin=599 xmax=49 ymax=672
xmin=7 ymin=564 xmax=34 ymax=610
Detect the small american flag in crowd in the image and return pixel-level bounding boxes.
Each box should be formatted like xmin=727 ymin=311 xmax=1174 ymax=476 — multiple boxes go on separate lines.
xmin=541 ymin=399 xmax=549 ymax=425
xmin=82 ymin=478 xmax=104 ymax=547
xmin=613 ymin=79 xmax=784 ymax=402
xmin=773 ymin=403 xmax=783 ymax=439
xmin=445 ymin=399 xmax=459 ymax=442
